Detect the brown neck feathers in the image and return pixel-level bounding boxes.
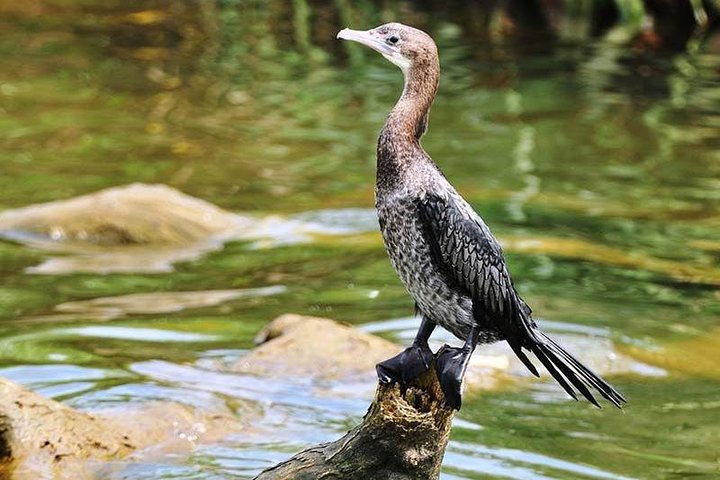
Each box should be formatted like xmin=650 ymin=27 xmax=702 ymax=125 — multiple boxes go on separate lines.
xmin=384 ymin=57 xmax=439 ymax=141
xmin=377 ymin=55 xmax=440 ymax=185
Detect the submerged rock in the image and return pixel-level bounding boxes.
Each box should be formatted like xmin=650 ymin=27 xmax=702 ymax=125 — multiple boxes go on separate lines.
xmin=0 ymin=183 xmax=245 ymax=274
xmin=234 ymin=314 xmax=400 ymax=381
xmin=0 ymin=183 xmax=238 ymax=246
xmin=0 ymin=377 xmax=244 ymax=480
xmin=236 ymin=314 xmax=512 ymax=391
xmin=0 ymin=184 xmax=376 ymax=274
xmin=238 ymin=314 xmax=655 ymax=397
xmin=0 ymin=377 xmax=132 ymax=473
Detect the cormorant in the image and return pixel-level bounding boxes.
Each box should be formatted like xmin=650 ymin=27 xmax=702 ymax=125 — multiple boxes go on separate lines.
xmin=337 ymin=23 xmax=626 ymax=410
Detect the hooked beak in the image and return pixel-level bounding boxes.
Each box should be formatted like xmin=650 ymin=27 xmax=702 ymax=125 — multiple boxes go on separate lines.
xmin=337 ymin=28 xmax=396 ymax=56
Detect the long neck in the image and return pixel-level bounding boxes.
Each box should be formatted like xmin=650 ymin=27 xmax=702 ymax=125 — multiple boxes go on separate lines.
xmin=377 ymin=59 xmax=440 ymax=183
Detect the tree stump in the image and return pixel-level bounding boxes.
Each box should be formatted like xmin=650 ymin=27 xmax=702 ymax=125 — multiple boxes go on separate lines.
xmin=254 ymin=353 xmax=456 ymax=480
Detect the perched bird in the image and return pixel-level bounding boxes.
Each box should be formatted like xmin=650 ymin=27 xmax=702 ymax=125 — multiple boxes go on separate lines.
xmin=337 ymin=23 xmax=626 ymax=409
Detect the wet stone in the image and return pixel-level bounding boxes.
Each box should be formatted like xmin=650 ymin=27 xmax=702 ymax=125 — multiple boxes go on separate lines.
xmin=0 ymin=377 xmax=244 ymax=480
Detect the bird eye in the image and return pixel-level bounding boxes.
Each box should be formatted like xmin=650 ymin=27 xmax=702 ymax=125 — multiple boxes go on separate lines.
xmin=387 ymin=35 xmax=399 ymax=45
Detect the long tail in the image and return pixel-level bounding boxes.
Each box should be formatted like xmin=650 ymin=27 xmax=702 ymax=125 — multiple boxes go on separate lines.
xmin=524 ymin=330 xmax=626 ymax=408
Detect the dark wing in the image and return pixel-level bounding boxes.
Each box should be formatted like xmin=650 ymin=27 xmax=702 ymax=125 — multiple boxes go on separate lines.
xmin=418 ymin=191 xmax=626 ymax=408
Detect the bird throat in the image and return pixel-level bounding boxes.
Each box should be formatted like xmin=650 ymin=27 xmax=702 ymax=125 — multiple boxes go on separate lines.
xmin=377 ymin=62 xmax=440 ymax=187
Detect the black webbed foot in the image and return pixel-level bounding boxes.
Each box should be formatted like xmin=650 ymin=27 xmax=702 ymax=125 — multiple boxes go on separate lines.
xmin=435 ymin=345 xmax=471 ymax=410
xmin=376 ymin=342 xmax=434 ymax=385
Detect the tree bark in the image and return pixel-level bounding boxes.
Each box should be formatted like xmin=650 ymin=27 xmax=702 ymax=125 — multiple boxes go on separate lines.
xmin=254 ymin=353 xmax=456 ymax=480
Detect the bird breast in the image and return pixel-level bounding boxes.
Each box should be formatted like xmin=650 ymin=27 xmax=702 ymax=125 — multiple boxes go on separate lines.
xmin=376 ymin=190 xmax=476 ymax=340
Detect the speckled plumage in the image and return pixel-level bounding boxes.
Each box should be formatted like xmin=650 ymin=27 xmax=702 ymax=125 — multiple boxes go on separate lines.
xmin=342 ymin=22 xmax=625 ymax=408
xmin=377 ymin=155 xmax=503 ymax=344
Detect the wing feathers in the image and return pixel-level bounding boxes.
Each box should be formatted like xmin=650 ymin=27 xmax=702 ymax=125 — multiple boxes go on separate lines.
xmin=417 ymin=192 xmax=626 ymax=408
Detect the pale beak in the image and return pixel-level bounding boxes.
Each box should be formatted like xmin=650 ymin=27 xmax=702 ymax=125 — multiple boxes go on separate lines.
xmin=337 ymin=28 xmax=396 ymax=56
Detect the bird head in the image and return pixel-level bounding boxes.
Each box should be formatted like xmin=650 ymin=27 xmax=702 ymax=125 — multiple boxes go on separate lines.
xmin=337 ymin=23 xmax=438 ymax=76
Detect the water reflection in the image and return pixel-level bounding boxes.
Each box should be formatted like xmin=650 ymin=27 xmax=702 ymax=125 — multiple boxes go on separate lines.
xmin=51 ymin=286 xmax=286 ymax=321
xmin=444 ymin=442 xmax=634 ymax=480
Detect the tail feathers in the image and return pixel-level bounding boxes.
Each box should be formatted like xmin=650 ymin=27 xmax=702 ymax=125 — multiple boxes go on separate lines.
xmin=512 ymin=345 xmax=540 ymax=378
xmin=526 ymin=331 xmax=627 ymax=409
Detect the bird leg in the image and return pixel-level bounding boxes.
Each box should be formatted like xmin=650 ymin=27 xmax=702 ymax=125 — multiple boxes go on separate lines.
xmin=435 ymin=324 xmax=480 ymax=409
xmin=376 ymin=316 xmax=436 ymax=385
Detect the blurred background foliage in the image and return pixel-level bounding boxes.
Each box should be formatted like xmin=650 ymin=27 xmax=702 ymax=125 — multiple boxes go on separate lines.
xmin=1 ymin=0 xmax=719 ymax=210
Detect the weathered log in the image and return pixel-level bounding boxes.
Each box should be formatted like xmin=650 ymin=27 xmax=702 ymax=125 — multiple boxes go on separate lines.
xmin=254 ymin=351 xmax=455 ymax=480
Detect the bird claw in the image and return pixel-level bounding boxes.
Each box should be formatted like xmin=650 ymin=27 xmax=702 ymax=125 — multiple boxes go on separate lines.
xmin=376 ymin=343 xmax=434 ymax=385
xmin=435 ymin=345 xmax=470 ymax=410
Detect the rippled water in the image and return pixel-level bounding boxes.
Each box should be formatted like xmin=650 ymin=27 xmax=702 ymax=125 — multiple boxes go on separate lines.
xmin=1 ymin=2 xmax=719 ymax=479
